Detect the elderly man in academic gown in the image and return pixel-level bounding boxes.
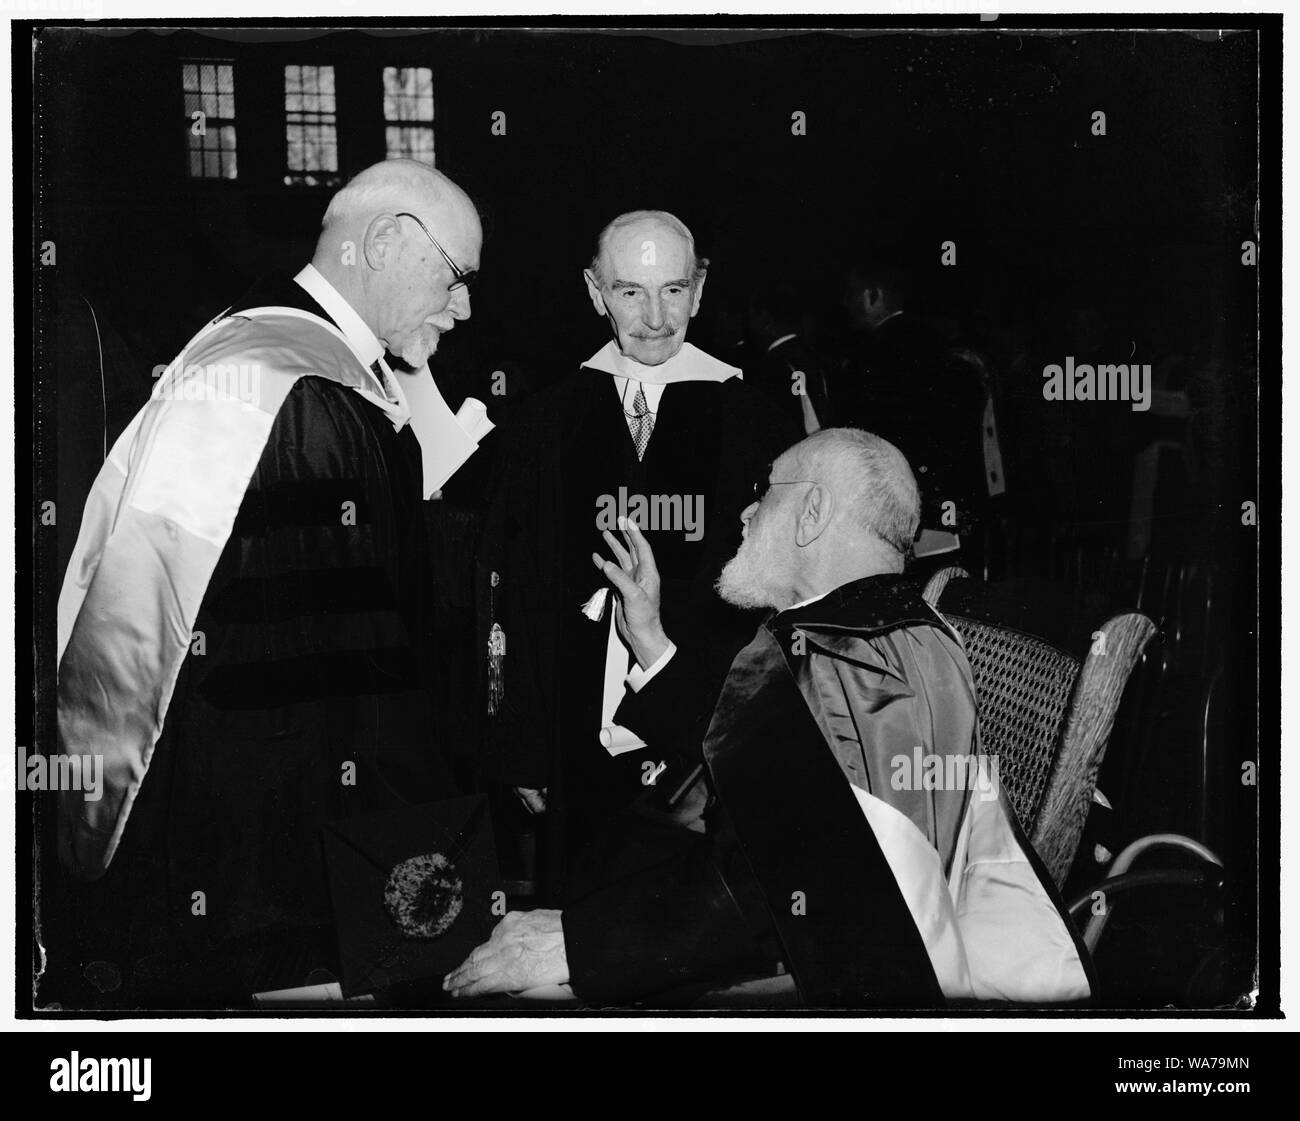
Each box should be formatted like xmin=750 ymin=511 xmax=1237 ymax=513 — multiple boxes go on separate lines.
xmin=54 ymin=160 xmax=482 ymax=1004
xmin=479 ymin=210 xmax=796 ymax=903
xmin=449 ymin=429 xmax=1093 ymax=1007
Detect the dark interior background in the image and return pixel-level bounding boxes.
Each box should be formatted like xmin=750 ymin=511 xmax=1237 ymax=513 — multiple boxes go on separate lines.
xmin=33 ymin=25 xmax=1259 ymax=540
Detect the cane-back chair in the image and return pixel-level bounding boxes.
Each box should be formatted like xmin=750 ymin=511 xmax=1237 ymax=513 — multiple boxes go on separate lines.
xmin=922 ymin=566 xmax=1157 ymax=887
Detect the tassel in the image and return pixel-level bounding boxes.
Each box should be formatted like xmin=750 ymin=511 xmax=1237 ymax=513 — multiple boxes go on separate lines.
xmin=580 ymin=586 xmax=609 ymax=622
xmin=487 ymin=623 xmax=506 ymax=716
xmin=487 ymin=571 xmax=505 ymax=716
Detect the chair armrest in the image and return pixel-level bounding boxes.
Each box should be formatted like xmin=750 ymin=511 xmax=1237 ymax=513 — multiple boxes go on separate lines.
xmin=1071 ymin=831 xmax=1225 ymax=953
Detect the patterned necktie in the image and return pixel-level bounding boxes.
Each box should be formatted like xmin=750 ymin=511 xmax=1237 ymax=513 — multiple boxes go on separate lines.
xmin=628 ymin=383 xmax=655 ymax=460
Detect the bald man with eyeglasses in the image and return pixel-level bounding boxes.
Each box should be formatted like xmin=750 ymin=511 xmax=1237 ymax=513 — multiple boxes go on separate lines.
xmin=54 ymin=160 xmax=482 ymax=1005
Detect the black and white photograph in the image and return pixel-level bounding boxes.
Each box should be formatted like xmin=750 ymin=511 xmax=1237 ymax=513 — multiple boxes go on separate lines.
xmin=12 ymin=5 xmax=1284 ymax=1069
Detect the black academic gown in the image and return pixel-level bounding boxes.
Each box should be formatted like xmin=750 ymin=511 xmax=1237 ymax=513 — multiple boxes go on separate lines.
xmin=51 ymin=278 xmax=458 ymax=1007
xmin=562 ymin=575 xmax=1093 ymax=1008
xmin=479 ymin=364 xmax=795 ymax=902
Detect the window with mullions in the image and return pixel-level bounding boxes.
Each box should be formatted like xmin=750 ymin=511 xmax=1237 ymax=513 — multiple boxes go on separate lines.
xmin=284 ymin=65 xmax=340 ymax=186
xmin=182 ymin=62 xmax=237 ymax=179
xmin=382 ymin=66 xmax=435 ymax=164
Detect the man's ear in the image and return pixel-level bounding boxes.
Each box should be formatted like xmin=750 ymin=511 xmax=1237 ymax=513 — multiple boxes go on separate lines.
xmin=864 ymin=285 xmax=884 ymax=312
xmin=795 ymin=483 xmax=834 ymax=548
xmin=583 ymin=269 xmax=608 ymax=317
xmin=689 ymin=272 xmax=708 ymax=318
xmin=363 ymin=214 xmax=403 ymax=271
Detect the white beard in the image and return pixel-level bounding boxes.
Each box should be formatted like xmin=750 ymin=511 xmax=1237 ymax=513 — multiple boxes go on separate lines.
xmin=398 ymin=325 xmax=441 ymax=369
xmin=716 ymin=524 xmax=785 ymax=610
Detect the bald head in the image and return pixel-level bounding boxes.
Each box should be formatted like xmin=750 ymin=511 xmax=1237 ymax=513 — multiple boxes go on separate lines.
xmin=319 ymin=159 xmax=474 ymax=242
xmin=791 ymin=428 xmax=920 ymax=555
xmin=716 ymin=428 xmax=920 ymax=610
xmin=312 ymin=159 xmax=482 ymax=368
xmin=588 ymin=210 xmax=708 ymax=286
xmin=583 ymin=209 xmax=709 ymax=366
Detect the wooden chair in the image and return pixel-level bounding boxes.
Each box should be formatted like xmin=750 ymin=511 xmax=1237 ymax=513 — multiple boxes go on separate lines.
xmin=926 ymin=568 xmax=1232 ymax=1006
xmin=922 ymin=565 xmax=1157 ymax=887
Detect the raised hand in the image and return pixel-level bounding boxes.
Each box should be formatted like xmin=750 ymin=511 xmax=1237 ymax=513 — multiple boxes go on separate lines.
xmin=591 ymin=515 xmax=671 ymax=669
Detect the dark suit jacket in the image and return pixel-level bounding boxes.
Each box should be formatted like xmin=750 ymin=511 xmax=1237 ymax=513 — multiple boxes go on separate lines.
xmin=478 ymin=364 xmax=795 ymax=900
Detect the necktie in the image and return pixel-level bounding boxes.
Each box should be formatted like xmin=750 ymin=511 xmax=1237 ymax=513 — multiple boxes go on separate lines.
xmin=370 ymin=359 xmax=392 ymax=399
xmin=628 ymin=383 xmax=655 ymax=460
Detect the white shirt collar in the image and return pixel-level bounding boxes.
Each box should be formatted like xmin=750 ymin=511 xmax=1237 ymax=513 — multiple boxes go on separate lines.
xmin=291 ymin=263 xmax=409 ymax=428
xmin=294 ymin=264 xmax=385 ymax=370
xmin=583 ymin=340 xmax=741 ymax=385
xmin=787 ymin=589 xmax=831 ymax=611
xmin=612 ymin=375 xmax=666 ymax=413
xmin=767 ymin=332 xmax=799 ymax=352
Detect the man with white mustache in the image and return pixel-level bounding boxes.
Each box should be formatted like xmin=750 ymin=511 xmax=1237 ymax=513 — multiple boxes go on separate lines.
xmin=480 ymin=209 xmax=795 ymax=904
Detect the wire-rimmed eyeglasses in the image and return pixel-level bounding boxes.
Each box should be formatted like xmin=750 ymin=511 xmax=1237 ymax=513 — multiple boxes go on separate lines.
xmin=751 ymin=477 xmax=818 ymax=503
xmin=395 ymin=211 xmax=477 ymax=292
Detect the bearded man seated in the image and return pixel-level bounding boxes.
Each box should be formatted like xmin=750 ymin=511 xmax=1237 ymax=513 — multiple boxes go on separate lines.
xmin=447 ymin=428 xmax=1093 ymax=1008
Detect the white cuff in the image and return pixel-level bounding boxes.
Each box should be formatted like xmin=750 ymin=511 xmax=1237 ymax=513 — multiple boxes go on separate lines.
xmin=626 ymin=641 xmax=677 ymax=692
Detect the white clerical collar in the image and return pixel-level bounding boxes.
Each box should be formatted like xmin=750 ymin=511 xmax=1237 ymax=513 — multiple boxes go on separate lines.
xmin=294 ymin=264 xmax=385 ymax=370
xmin=767 ymin=332 xmax=799 ymax=352
xmin=583 ymin=339 xmax=741 ymax=385
xmin=876 ymin=309 xmax=905 ymax=329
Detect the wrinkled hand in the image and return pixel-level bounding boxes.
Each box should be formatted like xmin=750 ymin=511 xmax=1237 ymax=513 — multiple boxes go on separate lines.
xmin=591 ymin=516 xmax=671 ymax=669
xmin=443 ymin=909 xmax=568 ymax=998
xmin=513 ymin=786 xmax=547 ymax=815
